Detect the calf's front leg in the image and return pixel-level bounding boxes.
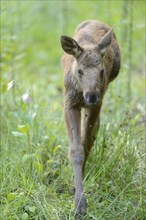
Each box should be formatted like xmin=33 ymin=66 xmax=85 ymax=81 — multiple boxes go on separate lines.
xmin=64 ymin=106 xmax=87 ymax=219
xmin=81 ymin=106 xmax=101 ymax=174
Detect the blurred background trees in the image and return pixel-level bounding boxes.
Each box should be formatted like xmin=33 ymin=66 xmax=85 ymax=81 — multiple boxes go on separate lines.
xmin=1 ymin=1 xmax=145 ymax=95
xmin=1 ymin=1 xmax=145 ymax=219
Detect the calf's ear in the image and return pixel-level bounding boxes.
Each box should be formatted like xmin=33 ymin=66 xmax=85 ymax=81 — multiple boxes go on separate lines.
xmin=97 ymin=27 xmax=114 ymax=56
xmin=60 ymin=35 xmax=83 ymax=58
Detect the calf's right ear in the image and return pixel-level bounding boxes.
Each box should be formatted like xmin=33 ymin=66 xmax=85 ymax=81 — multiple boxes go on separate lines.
xmin=97 ymin=27 xmax=115 ymax=56
xmin=60 ymin=35 xmax=83 ymax=58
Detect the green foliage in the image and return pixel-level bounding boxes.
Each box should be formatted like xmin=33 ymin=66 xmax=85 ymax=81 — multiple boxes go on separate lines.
xmin=0 ymin=1 xmax=145 ymax=220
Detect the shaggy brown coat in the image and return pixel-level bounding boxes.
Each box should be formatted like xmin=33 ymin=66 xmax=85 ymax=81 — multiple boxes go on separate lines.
xmin=60 ymin=20 xmax=121 ymax=219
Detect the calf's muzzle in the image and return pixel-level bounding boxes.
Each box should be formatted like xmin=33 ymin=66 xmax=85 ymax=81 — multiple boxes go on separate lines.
xmin=84 ymin=91 xmax=99 ymax=106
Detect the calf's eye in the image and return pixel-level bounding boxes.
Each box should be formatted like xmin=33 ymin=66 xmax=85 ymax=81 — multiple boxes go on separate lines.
xmin=78 ymin=69 xmax=84 ymax=77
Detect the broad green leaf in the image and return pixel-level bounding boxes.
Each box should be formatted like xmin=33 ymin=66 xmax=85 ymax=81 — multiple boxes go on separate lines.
xmin=17 ymin=124 xmax=29 ymax=135
xmin=21 ymin=213 xmax=28 ymax=220
xmin=22 ymin=153 xmax=36 ymax=163
xmin=34 ymin=161 xmax=43 ymax=172
xmin=28 ymin=206 xmax=36 ymax=213
xmin=11 ymin=131 xmax=25 ymax=137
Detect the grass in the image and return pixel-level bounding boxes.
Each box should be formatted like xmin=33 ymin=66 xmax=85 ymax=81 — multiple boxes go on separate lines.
xmin=0 ymin=1 xmax=145 ymax=220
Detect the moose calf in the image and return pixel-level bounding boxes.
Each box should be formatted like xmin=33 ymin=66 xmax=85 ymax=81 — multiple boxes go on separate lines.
xmin=60 ymin=20 xmax=121 ymax=219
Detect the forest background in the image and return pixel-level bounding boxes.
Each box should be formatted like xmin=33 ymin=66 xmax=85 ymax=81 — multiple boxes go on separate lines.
xmin=1 ymin=1 xmax=145 ymax=219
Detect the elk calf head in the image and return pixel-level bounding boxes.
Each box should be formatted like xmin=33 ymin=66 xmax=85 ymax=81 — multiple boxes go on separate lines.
xmin=61 ymin=27 xmax=114 ymax=106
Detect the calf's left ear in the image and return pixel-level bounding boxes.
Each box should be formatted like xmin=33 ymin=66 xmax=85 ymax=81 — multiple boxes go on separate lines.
xmin=60 ymin=35 xmax=83 ymax=58
xmin=97 ymin=27 xmax=114 ymax=56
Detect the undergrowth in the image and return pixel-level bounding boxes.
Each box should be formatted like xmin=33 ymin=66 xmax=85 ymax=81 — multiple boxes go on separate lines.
xmin=1 ymin=1 xmax=145 ymax=220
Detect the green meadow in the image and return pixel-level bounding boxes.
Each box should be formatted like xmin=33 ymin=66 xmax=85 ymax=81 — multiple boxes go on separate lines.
xmin=1 ymin=1 xmax=145 ymax=219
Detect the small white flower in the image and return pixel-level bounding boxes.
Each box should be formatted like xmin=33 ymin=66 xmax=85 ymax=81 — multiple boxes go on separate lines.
xmin=7 ymin=80 xmax=14 ymax=90
xmin=22 ymin=93 xmax=32 ymax=103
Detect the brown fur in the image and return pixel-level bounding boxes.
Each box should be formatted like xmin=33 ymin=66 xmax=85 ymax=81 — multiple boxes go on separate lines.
xmin=60 ymin=20 xmax=121 ymax=219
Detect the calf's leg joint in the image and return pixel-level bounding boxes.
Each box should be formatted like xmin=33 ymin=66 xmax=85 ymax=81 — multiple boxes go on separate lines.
xmin=70 ymin=149 xmax=85 ymax=166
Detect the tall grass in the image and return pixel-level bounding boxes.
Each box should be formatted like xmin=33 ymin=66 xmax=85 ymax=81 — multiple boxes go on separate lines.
xmin=1 ymin=1 xmax=145 ymax=220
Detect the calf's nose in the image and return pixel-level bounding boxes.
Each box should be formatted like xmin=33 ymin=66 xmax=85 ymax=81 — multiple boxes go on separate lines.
xmin=84 ymin=91 xmax=99 ymax=106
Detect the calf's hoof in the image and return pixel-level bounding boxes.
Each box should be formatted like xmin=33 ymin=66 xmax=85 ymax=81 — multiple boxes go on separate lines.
xmin=75 ymin=194 xmax=87 ymax=219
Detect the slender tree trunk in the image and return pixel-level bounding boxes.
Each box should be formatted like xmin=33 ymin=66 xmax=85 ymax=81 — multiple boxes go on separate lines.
xmin=121 ymin=0 xmax=133 ymax=102
xmin=127 ymin=0 xmax=133 ymax=102
xmin=60 ymin=1 xmax=68 ymax=33
xmin=107 ymin=1 xmax=111 ymax=24
xmin=121 ymin=0 xmax=128 ymax=42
